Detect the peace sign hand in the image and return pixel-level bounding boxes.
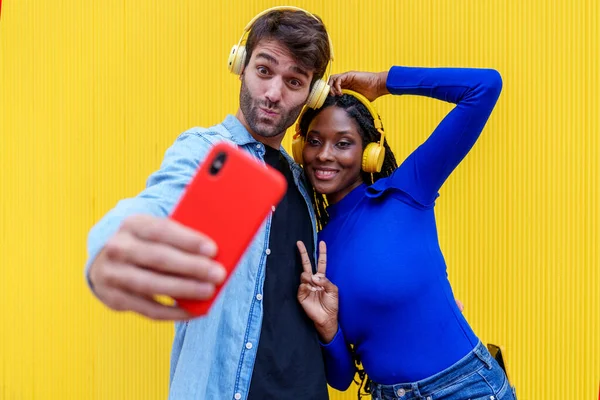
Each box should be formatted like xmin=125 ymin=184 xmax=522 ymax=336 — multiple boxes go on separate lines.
xmin=297 ymin=240 xmax=339 ymax=343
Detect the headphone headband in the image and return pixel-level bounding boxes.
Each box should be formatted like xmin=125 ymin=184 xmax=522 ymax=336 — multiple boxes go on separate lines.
xmin=295 ymin=89 xmax=385 ymax=140
xmin=340 ymin=89 xmax=384 ymax=134
xmin=238 ymin=6 xmax=335 ymax=61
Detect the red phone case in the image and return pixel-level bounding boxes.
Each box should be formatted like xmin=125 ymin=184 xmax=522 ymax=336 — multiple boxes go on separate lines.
xmin=169 ymin=141 xmax=287 ymax=316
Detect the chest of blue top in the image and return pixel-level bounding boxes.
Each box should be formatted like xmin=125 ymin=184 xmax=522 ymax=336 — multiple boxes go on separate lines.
xmin=319 ymin=184 xmax=448 ymax=315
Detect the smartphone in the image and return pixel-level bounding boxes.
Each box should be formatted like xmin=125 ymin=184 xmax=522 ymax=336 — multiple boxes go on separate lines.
xmin=169 ymin=141 xmax=287 ymax=316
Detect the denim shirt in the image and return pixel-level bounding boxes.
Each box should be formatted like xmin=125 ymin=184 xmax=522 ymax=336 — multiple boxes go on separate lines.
xmin=85 ymin=114 xmax=319 ymax=400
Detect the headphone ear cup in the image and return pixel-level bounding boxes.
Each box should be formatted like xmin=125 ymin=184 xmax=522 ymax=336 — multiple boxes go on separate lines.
xmin=228 ymin=45 xmax=247 ymax=75
xmin=305 ymin=79 xmax=330 ymax=109
xmin=292 ymin=135 xmax=306 ymax=164
xmin=362 ymin=142 xmax=386 ymax=173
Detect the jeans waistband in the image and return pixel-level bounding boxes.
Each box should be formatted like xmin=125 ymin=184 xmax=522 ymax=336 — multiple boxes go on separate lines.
xmin=373 ymin=341 xmax=493 ymax=399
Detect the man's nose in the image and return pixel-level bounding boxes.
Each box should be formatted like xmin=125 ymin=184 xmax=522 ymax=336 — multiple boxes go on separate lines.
xmin=264 ymin=77 xmax=283 ymax=104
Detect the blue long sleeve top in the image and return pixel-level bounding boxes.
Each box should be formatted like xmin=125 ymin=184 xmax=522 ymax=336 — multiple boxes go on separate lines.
xmin=318 ymin=66 xmax=503 ymax=389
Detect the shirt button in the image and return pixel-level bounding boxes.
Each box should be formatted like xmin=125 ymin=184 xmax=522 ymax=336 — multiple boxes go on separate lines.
xmin=397 ymin=388 xmax=406 ymax=396
xmin=234 ymin=393 xmax=242 ymax=400
xmin=265 ymin=249 xmax=271 ymax=255
xmin=256 ymin=294 xmax=263 ymax=301
xmin=271 ymin=205 xmax=276 ymax=212
xmin=245 ymin=342 xmax=253 ymax=349
xmin=255 ymin=144 xmax=261 ymax=149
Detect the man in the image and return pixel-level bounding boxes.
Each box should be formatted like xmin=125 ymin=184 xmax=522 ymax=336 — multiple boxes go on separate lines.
xmin=85 ymin=7 xmax=333 ymax=400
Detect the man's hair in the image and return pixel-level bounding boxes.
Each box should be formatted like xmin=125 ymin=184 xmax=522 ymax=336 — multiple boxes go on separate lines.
xmin=244 ymin=9 xmax=331 ymax=85
xmin=299 ymin=93 xmax=399 ymax=231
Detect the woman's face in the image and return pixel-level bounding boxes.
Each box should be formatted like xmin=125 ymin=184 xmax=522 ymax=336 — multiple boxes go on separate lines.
xmin=302 ymin=106 xmax=365 ymax=204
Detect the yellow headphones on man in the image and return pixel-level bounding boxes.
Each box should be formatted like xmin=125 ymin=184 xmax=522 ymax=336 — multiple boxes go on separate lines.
xmin=292 ymin=89 xmax=387 ymax=173
xmin=227 ymin=6 xmax=335 ymax=109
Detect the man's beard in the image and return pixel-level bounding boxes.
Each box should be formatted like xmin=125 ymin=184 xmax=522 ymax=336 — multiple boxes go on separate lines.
xmin=239 ymin=80 xmax=304 ymax=139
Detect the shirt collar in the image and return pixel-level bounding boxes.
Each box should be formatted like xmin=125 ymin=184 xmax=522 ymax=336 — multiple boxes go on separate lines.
xmin=221 ymin=114 xmax=258 ymax=146
xmin=222 ymin=114 xmax=303 ymax=171
xmin=326 ymin=183 xmax=368 ymax=220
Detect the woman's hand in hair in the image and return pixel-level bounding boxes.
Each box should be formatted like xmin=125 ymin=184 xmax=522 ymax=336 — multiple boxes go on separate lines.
xmin=296 ymin=240 xmax=339 ymax=343
xmin=328 ymin=70 xmax=390 ymax=102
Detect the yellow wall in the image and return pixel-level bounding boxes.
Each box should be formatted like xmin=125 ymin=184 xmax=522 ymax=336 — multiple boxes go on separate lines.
xmin=1 ymin=0 xmax=598 ymax=399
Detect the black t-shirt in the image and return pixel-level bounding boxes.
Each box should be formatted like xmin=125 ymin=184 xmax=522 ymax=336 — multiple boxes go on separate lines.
xmin=247 ymin=145 xmax=329 ymax=400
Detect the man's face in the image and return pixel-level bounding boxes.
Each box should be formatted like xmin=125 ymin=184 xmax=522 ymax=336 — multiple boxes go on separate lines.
xmin=238 ymin=39 xmax=315 ymax=146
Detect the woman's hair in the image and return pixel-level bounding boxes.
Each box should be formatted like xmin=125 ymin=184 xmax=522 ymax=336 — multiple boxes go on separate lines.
xmin=299 ymin=93 xmax=399 ymax=398
xmin=351 ymin=346 xmax=373 ymax=399
xmin=298 ymin=93 xmax=399 ymax=231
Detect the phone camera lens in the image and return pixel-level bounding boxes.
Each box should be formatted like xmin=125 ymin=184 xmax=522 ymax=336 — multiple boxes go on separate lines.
xmin=209 ymin=151 xmax=227 ymax=175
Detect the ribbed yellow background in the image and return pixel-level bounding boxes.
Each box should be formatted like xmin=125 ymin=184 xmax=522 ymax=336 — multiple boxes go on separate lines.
xmin=1 ymin=0 xmax=598 ymax=399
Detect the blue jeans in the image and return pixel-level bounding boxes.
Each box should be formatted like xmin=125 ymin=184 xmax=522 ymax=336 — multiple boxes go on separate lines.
xmin=370 ymin=342 xmax=517 ymax=400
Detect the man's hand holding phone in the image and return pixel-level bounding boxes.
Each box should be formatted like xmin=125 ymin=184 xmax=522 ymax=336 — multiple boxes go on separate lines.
xmin=88 ymin=214 xmax=227 ymax=321
xmin=89 ymin=141 xmax=287 ymax=320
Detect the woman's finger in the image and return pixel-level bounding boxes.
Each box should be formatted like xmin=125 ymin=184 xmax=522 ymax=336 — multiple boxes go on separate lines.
xmin=317 ymin=241 xmax=327 ymax=275
xmin=296 ymin=241 xmax=313 ymax=274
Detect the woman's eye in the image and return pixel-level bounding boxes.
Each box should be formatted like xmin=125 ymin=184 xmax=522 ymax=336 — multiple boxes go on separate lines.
xmin=337 ymin=142 xmax=351 ymax=148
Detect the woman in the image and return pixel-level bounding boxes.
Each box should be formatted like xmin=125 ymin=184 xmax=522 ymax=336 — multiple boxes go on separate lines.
xmin=295 ymin=65 xmax=516 ymax=400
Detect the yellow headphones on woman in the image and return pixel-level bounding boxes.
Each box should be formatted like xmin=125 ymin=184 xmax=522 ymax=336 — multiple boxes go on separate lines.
xmin=227 ymin=6 xmax=335 ymax=109
xmin=292 ymin=89 xmax=387 ymax=173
